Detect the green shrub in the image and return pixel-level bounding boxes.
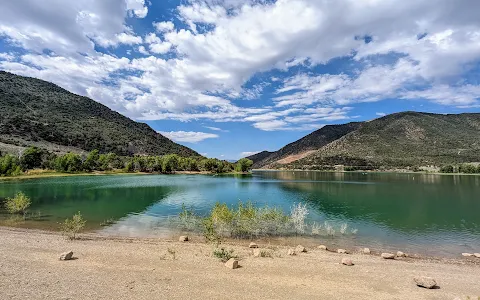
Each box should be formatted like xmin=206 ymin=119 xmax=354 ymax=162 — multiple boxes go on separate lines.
xmin=213 ymin=248 xmax=236 ymax=262
xmin=5 ymin=192 xmax=31 ymax=217
xmin=60 ymin=211 xmax=86 ymax=240
xmin=459 ymin=164 xmax=478 ymax=174
xmin=440 ymin=165 xmax=454 ymax=173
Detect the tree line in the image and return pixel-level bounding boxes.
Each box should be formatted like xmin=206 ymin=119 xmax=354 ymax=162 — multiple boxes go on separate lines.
xmin=0 ymin=147 xmax=254 ymax=176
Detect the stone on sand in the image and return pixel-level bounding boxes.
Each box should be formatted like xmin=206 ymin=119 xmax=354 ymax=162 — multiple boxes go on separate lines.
xmin=59 ymin=251 xmax=73 ymax=261
xmin=287 ymin=249 xmax=296 ymax=256
xmin=414 ymin=276 xmax=437 ymax=289
xmin=462 ymin=253 xmax=473 ymax=257
xmin=396 ymin=251 xmax=406 ymax=257
xmin=363 ymin=248 xmax=371 ymax=254
xmin=225 ymin=258 xmax=239 ymax=269
xmin=381 ymin=253 xmax=395 ymax=259
xmin=253 ymin=249 xmax=261 ymax=257
xmin=179 ymin=236 xmax=189 ymax=242
xmin=249 ymin=242 xmax=259 ymax=249
xmin=341 ymin=258 xmax=354 ymax=266
xmin=318 ymin=245 xmax=327 ymax=250
xmin=337 ymin=249 xmax=347 ymax=254
xmin=295 ymin=245 xmax=306 ymax=253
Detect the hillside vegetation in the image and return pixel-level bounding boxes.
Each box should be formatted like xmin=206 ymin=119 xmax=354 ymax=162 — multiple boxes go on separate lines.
xmin=250 ymin=112 xmax=480 ymax=169
xmin=0 ymin=71 xmax=197 ymax=157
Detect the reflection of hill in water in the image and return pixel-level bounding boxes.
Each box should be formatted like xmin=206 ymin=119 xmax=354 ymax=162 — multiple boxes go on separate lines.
xmin=260 ymin=171 xmax=480 ymax=234
xmin=0 ymin=176 xmax=178 ymax=230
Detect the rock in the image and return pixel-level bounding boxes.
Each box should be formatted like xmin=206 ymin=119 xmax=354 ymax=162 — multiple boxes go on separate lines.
xmin=179 ymin=236 xmax=189 ymax=242
xmin=225 ymin=258 xmax=239 ymax=269
xmin=59 ymin=251 xmax=73 ymax=261
xmin=253 ymin=249 xmax=261 ymax=257
xmin=249 ymin=242 xmax=259 ymax=249
xmin=318 ymin=245 xmax=327 ymax=250
xmin=462 ymin=253 xmax=473 ymax=257
xmin=287 ymin=249 xmax=296 ymax=256
xmin=337 ymin=249 xmax=348 ymax=254
xmin=396 ymin=251 xmax=406 ymax=257
xmin=363 ymin=248 xmax=371 ymax=254
xmin=414 ymin=276 xmax=437 ymax=289
xmin=341 ymin=258 xmax=354 ymax=266
xmin=474 ymin=253 xmax=480 ymax=258
xmin=295 ymin=245 xmax=307 ymax=253
xmin=381 ymin=253 xmax=395 ymax=259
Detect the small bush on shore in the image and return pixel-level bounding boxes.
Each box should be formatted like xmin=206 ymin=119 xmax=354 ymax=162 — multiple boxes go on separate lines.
xmin=213 ymin=248 xmax=236 ymax=262
xmin=5 ymin=192 xmax=31 ymax=218
xmin=60 ymin=211 xmax=86 ymax=240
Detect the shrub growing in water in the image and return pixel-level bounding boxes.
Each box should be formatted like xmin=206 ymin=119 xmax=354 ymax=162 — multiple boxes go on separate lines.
xmin=5 ymin=192 xmax=31 ymax=218
xmin=60 ymin=211 xmax=86 ymax=240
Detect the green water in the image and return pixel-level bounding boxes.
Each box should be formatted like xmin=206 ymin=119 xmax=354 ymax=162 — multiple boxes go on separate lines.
xmin=0 ymin=171 xmax=479 ymax=257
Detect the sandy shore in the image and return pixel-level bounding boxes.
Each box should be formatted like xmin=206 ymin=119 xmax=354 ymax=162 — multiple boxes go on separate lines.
xmin=1 ymin=228 xmax=479 ymax=300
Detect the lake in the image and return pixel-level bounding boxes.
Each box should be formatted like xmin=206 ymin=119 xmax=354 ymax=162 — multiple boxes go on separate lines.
xmin=1 ymin=171 xmax=479 ymax=257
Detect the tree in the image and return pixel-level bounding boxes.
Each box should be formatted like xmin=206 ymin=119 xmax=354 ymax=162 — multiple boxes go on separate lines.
xmin=440 ymin=165 xmax=454 ymax=173
xmin=83 ymin=149 xmax=100 ymax=171
xmin=235 ymin=158 xmax=253 ymax=173
xmin=55 ymin=153 xmax=83 ymax=173
xmin=162 ymin=154 xmax=179 ymax=173
xmin=20 ymin=147 xmax=44 ymax=170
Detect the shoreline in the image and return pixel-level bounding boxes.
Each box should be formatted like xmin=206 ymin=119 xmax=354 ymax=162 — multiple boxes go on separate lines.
xmin=1 ymin=226 xmax=478 ymax=265
xmin=1 ymin=226 xmax=479 ymax=299
xmin=0 ymin=170 xmax=251 ymax=181
xmin=253 ymin=168 xmax=480 ymax=176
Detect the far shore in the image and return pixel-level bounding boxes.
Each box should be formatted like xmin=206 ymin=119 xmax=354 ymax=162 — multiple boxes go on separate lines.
xmin=1 ymin=227 xmax=479 ymax=299
xmin=253 ymin=168 xmax=480 ymax=176
xmin=0 ymin=170 xmax=252 ymax=181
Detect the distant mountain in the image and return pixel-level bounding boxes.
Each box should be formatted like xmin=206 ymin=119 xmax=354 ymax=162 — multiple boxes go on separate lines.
xmin=252 ymin=112 xmax=480 ymax=169
xmin=248 ymin=122 xmax=361 ymax=168
xmin=245 ymin=151 xmax=274 ymax=164
xmin=0 ymin=71 xmax=198 ymax=157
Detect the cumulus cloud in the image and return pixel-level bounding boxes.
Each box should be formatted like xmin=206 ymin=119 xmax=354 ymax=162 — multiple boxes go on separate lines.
xmin=159 ymin=131 xmax=219 ymax=143
xmin=0 ymin=0 xmax=480 ymax=134
xmin=204 ymin=126 xmax=229 ymax=132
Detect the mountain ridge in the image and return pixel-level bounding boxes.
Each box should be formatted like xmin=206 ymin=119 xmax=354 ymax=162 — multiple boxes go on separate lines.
xmin=248 ymin=111 xmax=480 ymax=169
xmin=0 ymin=71 xmax=199 ymax=157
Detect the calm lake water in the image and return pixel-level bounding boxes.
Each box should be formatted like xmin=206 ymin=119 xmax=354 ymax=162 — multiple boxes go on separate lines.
xmin=1 ymin=171 xmax=479 ymax=257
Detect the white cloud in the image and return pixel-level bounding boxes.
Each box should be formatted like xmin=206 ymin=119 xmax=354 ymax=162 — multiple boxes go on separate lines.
xmin=204 ymin=126 xmax=229 ymax=132
xmin=376 ymin=112 xmax=387 ymax=117
xmin=153 ymin=21 xmax=175 ymax=33
xmin=126 ymin=0 xmax=149 ymax=18
xmin=240 ymin=151 xmax=261 ymax=157
xmin=1 ymin=0 xmax=480 ymax=134
xmin=159 ymin=131 xmax=219 ymax=143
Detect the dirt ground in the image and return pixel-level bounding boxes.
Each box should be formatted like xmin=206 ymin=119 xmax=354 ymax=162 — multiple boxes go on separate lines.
xmin=1 ymin=227 xmax=479 ymax=300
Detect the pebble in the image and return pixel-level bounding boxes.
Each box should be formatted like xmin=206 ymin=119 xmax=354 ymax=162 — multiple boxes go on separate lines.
xmin=295 ymin=245 xmax=307 ymax=253
xmin=179 ymin=236 xmax=189 ymax=242
xmin=396 ymin=251 xmax=406 ymax=257
xmin=341 ymin=258 xmax=354 ymax=266
xmin=381 ymin=253 xmax=395 ymax=259
xmin=249 ymin=242 xmax=259 ymax=249
xmin=363 ymin=248 xmax=371 ymax=254
xmin=337 ymin=249 xmax=348 ymax=254
xmin=318 ymin=245 xmax=327 ymax=250
xmin=287 ymin=249 xmax=296 ymax=256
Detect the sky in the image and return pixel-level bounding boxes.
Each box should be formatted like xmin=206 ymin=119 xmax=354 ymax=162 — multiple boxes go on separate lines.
xmin=0 ymin=0 xmax=479 ymax=160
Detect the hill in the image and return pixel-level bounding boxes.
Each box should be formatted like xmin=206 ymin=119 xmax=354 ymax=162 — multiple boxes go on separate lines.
xmin=252 ymin=112 xmax=480 ymax=169
xmin=248 ymin=122 xmax=361 ymax=168
xmin=0 ymin=71 xmax=198 ymax=157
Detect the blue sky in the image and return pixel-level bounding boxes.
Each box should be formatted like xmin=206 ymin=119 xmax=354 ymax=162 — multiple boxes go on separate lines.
xmin=1 ymin=0 xmax=479 ymax=160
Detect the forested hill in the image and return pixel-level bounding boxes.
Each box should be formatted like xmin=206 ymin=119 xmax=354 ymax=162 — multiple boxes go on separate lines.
xmin=0 ymin=71 xmax=198 ymax=157
xmin=250 ymin=112 xmax=480 ymax=169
